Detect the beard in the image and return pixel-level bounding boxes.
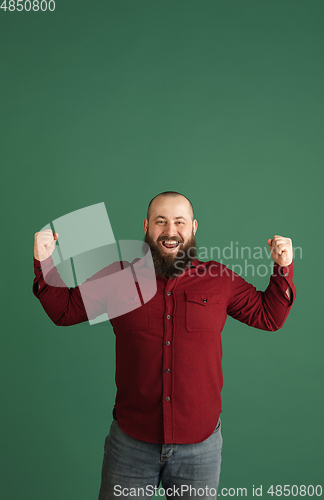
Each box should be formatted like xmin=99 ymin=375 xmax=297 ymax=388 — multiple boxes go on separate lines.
xmin=144 ymin=230 xmax=197 ymax=279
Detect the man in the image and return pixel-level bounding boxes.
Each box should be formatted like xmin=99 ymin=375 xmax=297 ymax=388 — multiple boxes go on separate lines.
xmin=33 ymin=191 xmax=295 ymax=499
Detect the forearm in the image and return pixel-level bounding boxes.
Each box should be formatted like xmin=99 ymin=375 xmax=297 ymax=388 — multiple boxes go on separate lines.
xmin=33 ymin=257 xmax=88 ymax=326
xmin=227 ymin=262 xmax=296 ymax=331
xmin=259 ymin=262 xmax=296 ymax=330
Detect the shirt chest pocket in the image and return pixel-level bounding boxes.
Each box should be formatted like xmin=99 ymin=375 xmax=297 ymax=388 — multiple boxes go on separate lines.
xmin=113 ymin=289 xmax=151 ymax=329
xmin=185 ymin=291 xmax=220 ymax=331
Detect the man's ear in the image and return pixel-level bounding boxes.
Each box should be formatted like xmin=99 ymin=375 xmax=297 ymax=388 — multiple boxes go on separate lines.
xmin=193 ymin=219 xmax=198 ymax=235
xmin=143 ymin=218 xmax=148 ymax=234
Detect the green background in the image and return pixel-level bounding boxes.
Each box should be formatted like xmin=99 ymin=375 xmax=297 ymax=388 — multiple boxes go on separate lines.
xmin=1 ymin=0 xmax=323 ymax=498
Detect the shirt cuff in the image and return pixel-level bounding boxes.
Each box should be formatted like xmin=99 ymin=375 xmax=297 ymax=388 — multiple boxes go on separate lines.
xmin=271 ymin=261 xmax=295 ymax=304
xmin=33 ymin=256 xmax=55 ymax=297
xmin=34 ymin=255 xmax=54 ymax=275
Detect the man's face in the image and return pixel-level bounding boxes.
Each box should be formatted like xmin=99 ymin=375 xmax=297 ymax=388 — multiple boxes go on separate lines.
xmin=143 ymin=195 xmax=198 ymax=277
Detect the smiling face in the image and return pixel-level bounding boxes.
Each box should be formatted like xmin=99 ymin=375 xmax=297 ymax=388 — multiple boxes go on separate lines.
xmin=143 ymin=194 xmax=198 ymax=277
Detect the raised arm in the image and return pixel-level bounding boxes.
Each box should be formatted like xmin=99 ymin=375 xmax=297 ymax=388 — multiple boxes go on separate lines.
xmin=33 ymin=230 xmax=107 ymax=326
xmin=227 ymin=235 xmax=296 ymax=331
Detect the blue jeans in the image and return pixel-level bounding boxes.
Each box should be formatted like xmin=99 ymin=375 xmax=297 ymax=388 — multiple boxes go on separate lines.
xmin=98 ymin=418 xmax=223 ymax=499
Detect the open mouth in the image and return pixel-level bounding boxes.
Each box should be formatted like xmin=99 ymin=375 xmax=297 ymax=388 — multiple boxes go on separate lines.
xmin=161 ymin=240 xmax=180 ymax=250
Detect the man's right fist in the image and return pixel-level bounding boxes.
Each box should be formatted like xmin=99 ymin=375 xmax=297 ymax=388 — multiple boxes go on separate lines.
xmin=34 ymin=230 xmax=59 ymax=261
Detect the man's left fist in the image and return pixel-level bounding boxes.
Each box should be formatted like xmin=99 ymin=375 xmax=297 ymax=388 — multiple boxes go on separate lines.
xmin=267 ymin=235 xmax=293 ymax=267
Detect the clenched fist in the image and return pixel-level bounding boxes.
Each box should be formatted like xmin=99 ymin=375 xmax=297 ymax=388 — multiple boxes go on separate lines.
xmin=267 ymin=235 xmax=293 ymax=267
xmin=34 ymin=230 xmax=59 ymax=262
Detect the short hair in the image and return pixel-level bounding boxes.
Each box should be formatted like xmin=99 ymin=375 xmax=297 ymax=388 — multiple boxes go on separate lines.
xmin=147 ymin=191 xmax=194 ymax=221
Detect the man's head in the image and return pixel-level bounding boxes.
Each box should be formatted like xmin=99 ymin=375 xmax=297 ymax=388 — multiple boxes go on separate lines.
xmin=143 ymin=192 xmax=198 ymax=278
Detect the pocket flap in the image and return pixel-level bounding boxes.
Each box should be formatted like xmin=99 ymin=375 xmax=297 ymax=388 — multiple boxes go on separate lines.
xmin=185 ymin=291 xmax=220 ymax=306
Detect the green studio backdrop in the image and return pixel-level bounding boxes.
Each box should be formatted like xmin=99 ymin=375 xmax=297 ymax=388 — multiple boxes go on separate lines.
xmin=1 ymin=0 xmax=323 ymax=499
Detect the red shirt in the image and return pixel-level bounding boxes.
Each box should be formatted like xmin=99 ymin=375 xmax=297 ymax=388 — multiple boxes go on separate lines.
xmin=32 ymin=256 xmax=296 ymax=444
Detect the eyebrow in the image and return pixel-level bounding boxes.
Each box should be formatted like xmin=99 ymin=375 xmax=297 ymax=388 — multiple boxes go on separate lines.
xmin=154 ymin=215 xmax=186 ymax=220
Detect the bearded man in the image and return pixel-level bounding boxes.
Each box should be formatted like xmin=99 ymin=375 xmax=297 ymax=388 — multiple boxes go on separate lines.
xmin=33 ymin=191 xmax=295 ymax=500
xmin=144 ymin=193 xmax=198 ymax=279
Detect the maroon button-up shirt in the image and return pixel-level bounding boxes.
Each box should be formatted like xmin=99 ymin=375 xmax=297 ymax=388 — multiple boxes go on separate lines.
xmin=32 ymin=256 xmax=296 ymax=444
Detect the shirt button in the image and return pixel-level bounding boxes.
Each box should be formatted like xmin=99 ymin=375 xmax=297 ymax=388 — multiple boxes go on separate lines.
xmin=129 ymin=297 xmax=134 ymax=301
xmin=166 ymin=315 xmax=171 ymax=319
xmin=165 ymin=368 xmax=170 ymax=373
xmin=284 ymin=273 xmax=288 ymax=277
xmin=166 ymin=291 xmax=171 ymax=296
xmin=38 ymin=267 xmax=42 ymax=271
xmin=165 ymin=396 xmax=170 ymax=401
xmin=166 ymin=341 xmax=170 ymax=346
xmin=203 ymin=298 xmax=207 ymax=303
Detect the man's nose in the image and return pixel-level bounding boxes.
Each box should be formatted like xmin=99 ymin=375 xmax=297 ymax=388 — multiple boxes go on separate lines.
xmin=163 ymin=222 xmax=178 ymax=237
